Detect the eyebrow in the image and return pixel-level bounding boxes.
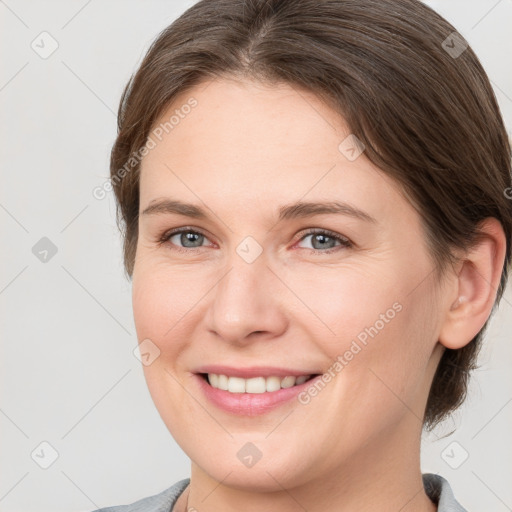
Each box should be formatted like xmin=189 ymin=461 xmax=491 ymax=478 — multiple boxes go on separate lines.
xmin=141 ymin=198 xmax=377 ymax=224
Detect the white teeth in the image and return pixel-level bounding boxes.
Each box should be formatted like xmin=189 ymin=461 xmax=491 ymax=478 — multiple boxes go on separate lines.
xmin=280 ymin=376 xmax=296 ymax=388
xmin=217 ymin=374 xmax=229 ymax=391
xmin=246 ymin=377 xmax=266 ymax=393
xmin=228 ymin=376 xmax=246 ymax=393
xmin=206 ymin=374 xmax=313 ymax=393
xmin=295 ymin=375 xmax=308 ymax=385
xmin=208 ymin=373 xmax=219 ymax=388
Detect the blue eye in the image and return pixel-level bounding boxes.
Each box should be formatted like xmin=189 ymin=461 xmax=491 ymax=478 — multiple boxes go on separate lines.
xmin=159 ymin=227 xmax=211 ymax=252
xmin=168 ymin=230 xmax=207 ymax=248
xmin=296 ymin=229 xmax=352 ymax=253
xmin=158 ymin=227 xmax=352 ymax=254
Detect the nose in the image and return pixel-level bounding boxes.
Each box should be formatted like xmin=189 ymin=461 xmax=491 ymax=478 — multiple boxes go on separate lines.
xmin=205 ymin=251 xmax=289 ymax=346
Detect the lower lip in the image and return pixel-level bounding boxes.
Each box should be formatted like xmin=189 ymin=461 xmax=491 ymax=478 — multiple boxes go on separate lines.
xmin=194 ymin=374 xmax=322 ymax=416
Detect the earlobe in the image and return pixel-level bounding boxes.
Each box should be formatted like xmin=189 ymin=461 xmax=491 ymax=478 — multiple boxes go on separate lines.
xmin=438 ymin=218 xmax=506 ymax=350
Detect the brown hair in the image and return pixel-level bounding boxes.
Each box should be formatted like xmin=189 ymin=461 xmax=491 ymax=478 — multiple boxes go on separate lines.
xmin=110 ymin=0 xmax=512 ymax=430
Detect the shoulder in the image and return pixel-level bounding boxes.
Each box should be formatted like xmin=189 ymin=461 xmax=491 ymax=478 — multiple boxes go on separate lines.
xmin=88 ymin=478 xmax=190 ymax=512
xmin=422 ymin=473 xmax=468 ymax=511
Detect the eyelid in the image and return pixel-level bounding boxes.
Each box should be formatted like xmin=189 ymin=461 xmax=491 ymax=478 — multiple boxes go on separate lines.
xmin=157 ymin=226 xmax=215 ymax=250
xmin=294 ymin=227 xmax=351 ymax=244
xmin=157 ymin=226 xmax=353 ymax=252
xmin=293 ymin=227 xmax=353 ymax=252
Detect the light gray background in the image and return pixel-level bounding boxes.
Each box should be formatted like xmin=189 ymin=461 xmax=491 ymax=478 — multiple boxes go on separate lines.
xmin=1 ymin=1 xmax=511 ymax=511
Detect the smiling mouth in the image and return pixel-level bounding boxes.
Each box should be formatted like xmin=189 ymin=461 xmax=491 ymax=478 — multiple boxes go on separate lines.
xmin=198 ymin=372 xmax=320 ymax=394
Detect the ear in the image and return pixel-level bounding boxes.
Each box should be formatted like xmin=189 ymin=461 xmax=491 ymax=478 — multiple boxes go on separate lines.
xmin=438 ymin=217 xmax=507 ymax=350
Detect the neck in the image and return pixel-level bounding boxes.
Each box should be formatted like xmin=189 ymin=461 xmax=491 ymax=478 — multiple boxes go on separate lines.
xmin=182 ymin=414 xmax=437 ymax=512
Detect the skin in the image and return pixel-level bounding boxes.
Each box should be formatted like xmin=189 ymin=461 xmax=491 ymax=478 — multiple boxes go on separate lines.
xmin=132 ymin=77 xmax=506 ymax=512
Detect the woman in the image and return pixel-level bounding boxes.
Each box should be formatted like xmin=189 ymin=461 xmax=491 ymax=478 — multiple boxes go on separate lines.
xmin=92 ymin=0 xmax=511 ymax=510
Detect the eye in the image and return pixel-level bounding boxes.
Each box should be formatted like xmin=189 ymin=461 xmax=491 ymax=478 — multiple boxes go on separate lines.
xmin=295 ymin=228 xmax=352 ymax=253
xmin=158 ymin=227 xmax=214 ymax=252
xmin=157 ymin=226 xmax=352 ymax=254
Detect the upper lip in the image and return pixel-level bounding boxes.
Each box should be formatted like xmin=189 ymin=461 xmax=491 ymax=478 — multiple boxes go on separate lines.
xmin=194 ymin=365 xmax=321 ymax=378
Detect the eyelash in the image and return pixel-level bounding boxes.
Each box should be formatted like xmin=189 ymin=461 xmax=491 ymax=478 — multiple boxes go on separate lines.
xmin=157 ymin=226 xmax=353 ymax=255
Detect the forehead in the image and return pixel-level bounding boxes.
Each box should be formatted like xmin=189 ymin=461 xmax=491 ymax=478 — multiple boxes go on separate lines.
xmin=144 ymin=77 xmax=348 ymax=170
xmin=139 ymin=78 xmax=408 ymax=225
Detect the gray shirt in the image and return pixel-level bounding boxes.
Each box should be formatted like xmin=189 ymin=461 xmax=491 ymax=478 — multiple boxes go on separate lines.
xmin=91 ymin=473 xmax=468 ymax=511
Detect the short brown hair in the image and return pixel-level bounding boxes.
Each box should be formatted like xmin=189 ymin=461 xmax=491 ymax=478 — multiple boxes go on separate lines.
xmin=109 ymin=0 xmax=512 ymax=429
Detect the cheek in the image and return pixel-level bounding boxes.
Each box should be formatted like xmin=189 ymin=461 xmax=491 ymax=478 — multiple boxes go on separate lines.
xmin=131 ymin=264 xmax=203 ymax=361
xmin=278 ymin=263 xmax=400 ymax=343
xmin=131 ymin=265 xmax=205 ymax=425
xmin=285 ymin=263 xmax=436 ymax=407
xmin=333 ymin=285 xmax=438 ymax=425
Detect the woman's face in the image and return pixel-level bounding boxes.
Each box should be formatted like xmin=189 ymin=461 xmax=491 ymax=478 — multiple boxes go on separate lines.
xmin=133 ymin=78 xmax=448 ymax=490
